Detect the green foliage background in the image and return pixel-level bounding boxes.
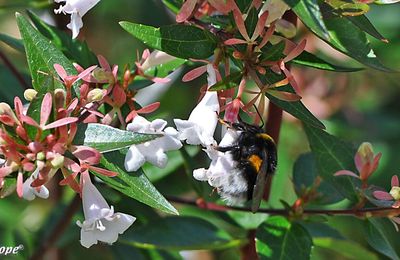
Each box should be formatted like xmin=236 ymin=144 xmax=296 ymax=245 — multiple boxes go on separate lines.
xmin=1 ymin=0 xmax=400 ymax=259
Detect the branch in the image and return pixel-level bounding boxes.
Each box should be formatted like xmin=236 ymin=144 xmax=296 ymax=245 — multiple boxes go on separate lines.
xmin=165 ymin=195 xmax=400 ymax=218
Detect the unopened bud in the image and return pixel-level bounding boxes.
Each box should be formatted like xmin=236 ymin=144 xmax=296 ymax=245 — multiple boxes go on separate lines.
xmin=87 ymin=88 xmax=104 ymax=102
xmin=36 ymin=152 xmax=45 ymax=161
xmin=93 ymin=68 xmax=114 ymax=83
xmin=23 ymin=89 xmax=38 ymax=101
xmin=0 ymin=103 xmax=12 ymax=115
xmin=233 ymin=51 xmax=244 ymax=59
xmin=357 ymin=142 xmax=374 ymax=162
xmin=50 ymin=154 xmax=64 ymax=169
xmin=390 ymin=186 xmax=400 ymax=200
xmin=54 ymin=88 xmax=66 ymax=108
xmin=9 ymin=161 xmax=19 ymax=172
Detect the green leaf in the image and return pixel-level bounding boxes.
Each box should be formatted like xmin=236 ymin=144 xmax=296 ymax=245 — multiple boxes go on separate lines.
xmin=27 ymin=11 xmax=97 ymax=67
xmin=303 ymin=124 xmax=359 ymax=201
xmin=73 ymin=123 xmax=162 ymax=153
xmin=15 ymin=13 xmax=78 ymax=92
xmin=325 ymin=0 xmax=369 ymax=17
xmin=120 ymin=216 xmax=243 ymax=250
xmin=120 ymin=22 xmax=217 ymax=59
xmin=161 ymin=0 xmax=182 ymax=14
xmin=284 ymin=0 xmax=330 ymax=40
xmin=314 ymin=237 xmax=379 ymax=260
xmin=245 ymin=7 xmax=258 ymax=38
xmin=316 ymin=16 xmax=390 ymax=71
xmin=293 ymin=153 xmax=344 ymax=205
xmin=265 ymin=85 xmax=325 ymax=129
xmin=347 ymin=15 xmax=388 ymax=42
xmin=291 ymin=51 xmax=362 ymax=72
xmin=364 ymin=218 xmax=400 ymax=260
xmin=260 ymin=41 xmax=286 ymax=62
xmin=97 ymin=150 xmax=178 ymax=215
xmin=144 ymin=58 xmax=186 ymax=78
xmin=209 ymin=71 xmax=243 ymax=91
xmin=256 ymin=216 xmax=313 ymax=260
xmin=0 ymin=33 xmax=25 ymax=53
xmin=227 ymin=210 xmax=268 ymax=230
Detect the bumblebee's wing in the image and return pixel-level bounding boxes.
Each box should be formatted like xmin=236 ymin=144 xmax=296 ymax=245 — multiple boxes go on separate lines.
xmin=251 ymin=149 xmax=268 ymax=213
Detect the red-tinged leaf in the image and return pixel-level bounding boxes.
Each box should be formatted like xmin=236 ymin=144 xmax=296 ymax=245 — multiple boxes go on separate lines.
xmin=16 ymin=172 xmax=23 ymax=198
xmin=40 ymin=93 xmax=53 ymax=126
xmin=182 ymin=65 xmax=207 ymax=82
xmin=90 ymin=165 xmax=118 ymax=177
xmin=208 ymin=0 xmax=235 ymax=13
xmin=14 ymin=96 xmax=24 ymax=119
xmin=251 ymin=11 xmax=269 ymax=41
xmin=267 ymin=89 xmax=301 ymax=101
xmin=233 ymin=8 xmax=250 ymax=41
xmin=259 ymin=23 xmax=275 ymax=49
xmin=43 ymin=117 xmax=78 ymax=130
xmin=334 ymin=170 xmax=359 ymax=178
xmin=0 ymin=115 xmax=15 ymax=126
xmin=64 ymin=157 xmax=81 ymax=173
xmin=284 ymin=39 xmax=307 ymax=62
xmin=224 ymin=38 xmax=248 ymax=45
xmin=72 ymin=145 xmax=101 ymax=165
xmin=125 ymin=110 xmax=138 ymax=123
xmin=392 ymin=175 xmax=399 ymax=187
xmin=54 ymin=64 xmax=67 ymax=80
xmin=21 ymin=115 xmax=40 ymax=128
xmin=176 ymin=0 xmax=197 ymax=23
xmin=373 ymin=190 xmax=393 ymax=201
xmin=137 ymin=102 xmax=160 ymax=114
xmin=371 ymin=153 xmax=382 ymax=173
xmin=97 ymin=55 xmax=111 ymax=71
xmin=150 ymin=76 xmax=171 ymax=83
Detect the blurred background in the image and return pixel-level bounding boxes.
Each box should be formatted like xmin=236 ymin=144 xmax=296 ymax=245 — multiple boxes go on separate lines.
xmin=1 ymin=0 xmax=400 ymax=259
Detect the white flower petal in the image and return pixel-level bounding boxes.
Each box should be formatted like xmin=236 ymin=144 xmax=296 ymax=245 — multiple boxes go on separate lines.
xmin=193 ymin=168 xmax=208 ymax=181
xmin=67 ymin=11 xmax=83 ymax=39
xmin=141 ymin=50 xmax=176 ymax=71
xmin=78 ymin=172 xmax=136 ymax=248
xmin=124 ymin=145 xmax=146 ymax=172
xmin=22 ymin=168 xmax=50 ymax=201
xmin=54 ymin=0 xmax=100 ymax=39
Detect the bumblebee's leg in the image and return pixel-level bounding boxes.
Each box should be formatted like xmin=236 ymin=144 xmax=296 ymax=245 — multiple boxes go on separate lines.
xmin=214 ymin=145 xmax=240 ymax=153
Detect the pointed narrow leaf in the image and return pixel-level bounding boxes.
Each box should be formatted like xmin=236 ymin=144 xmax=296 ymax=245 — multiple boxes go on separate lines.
xmin=284 ymin=0 xmax=330 ymax=40
xmin=265 ymin=85 xmax=325 ymax=129
xmin=256 ymin=216 xmax=313 ymax=260
xmin=364 ymin=218 xmax=400 ymax=260
xmin=120 ymin=22 xmax=217 ymax=59
xmin=120 ymin=216 xmax=243 ymax=250
xmin=96 ymin=150 xmax=178 ymax=215
xmin=27 ymin=11 xmax=97 ymax=67
xmin=303 ymin=124 xmax=359 ymax=201
xmin=291 ymin=51 xmax=363 ymax=72
xmin=347 ymin=15 xmax=388 ymax=42
xmin=15 ymin=13 xmax=77 ymax=92
xmin=209 ymin=71 xmax=243 ymax=91
xmin=0 ymin=33 xmax=25 ymax=53
xmin=73 ymin=123 xmax=162 ymax=153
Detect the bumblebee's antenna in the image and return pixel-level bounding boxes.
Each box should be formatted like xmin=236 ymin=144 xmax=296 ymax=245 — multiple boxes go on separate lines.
xmin=253 ymin=104 xmax=264 ymax=128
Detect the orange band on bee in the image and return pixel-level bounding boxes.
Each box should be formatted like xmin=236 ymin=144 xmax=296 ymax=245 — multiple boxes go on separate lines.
xmin=248 ymin=154 xmax=263 ymax=172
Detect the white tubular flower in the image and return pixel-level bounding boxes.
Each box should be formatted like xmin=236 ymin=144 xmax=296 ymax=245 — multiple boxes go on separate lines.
xmin=22 ymin=168 xmax=49 ymax=201
xmin=124 ymin=116 xmax=183 ymax=172
xmin=193 ymin=129 xmax=248 ymax=205
xmin=141 ymin=50 xmax=176 ymax=71
xmin=77 ymin=172 xmax=136 ymax=248
xmin=54 ymin=0 xmax=100 ymax=39
xmin=174 ymin=64 xmax=220 ymax=146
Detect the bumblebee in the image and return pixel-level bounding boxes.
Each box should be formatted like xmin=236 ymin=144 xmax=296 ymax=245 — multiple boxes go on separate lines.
xmin=215 ymin=119 xmax=277 ymax=212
